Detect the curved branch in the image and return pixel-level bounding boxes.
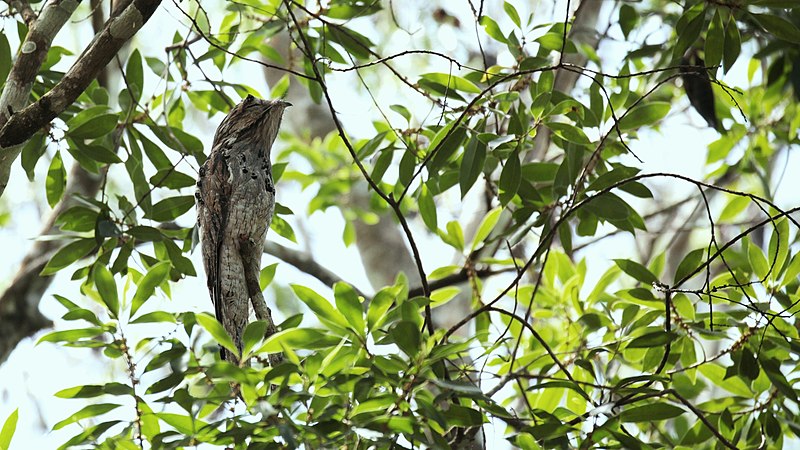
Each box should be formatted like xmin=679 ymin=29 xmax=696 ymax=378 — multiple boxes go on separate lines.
xmin=0 ymin=0 xmax=163 ymax=198
xmin=263 ymin=241 xmax=368 ymax=298
xmin=0 ymin=0 xmax=81 ymax=196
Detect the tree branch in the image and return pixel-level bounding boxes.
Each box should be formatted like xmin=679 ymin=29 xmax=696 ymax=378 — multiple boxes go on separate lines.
xmin=5 ymin=0 xmax=37 ymax=27
xmin=0 ymin=0 xmax=80 ymax=196
xmin=0 ymin=0 xmax=163 ymax=198
xmin=263 ymin=241 xmax=368 ymax=299
xmin=0 ymin=162 xmax=103 ymax=365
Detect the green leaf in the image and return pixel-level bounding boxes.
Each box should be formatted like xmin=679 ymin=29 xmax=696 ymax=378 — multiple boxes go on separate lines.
xmin=291 ymin=284 xmax=349 ymax=331
xmin=126 ymin=49 xmax=144 ymax=103
xmin=390 ymin=320 xmax=421 ymax=357
xmin=752 ymin=13 xmax=800 ymax=43
xmin=0 ymin=33 xmax=11 ymax=87
xmin=585 ymin=193 xmax=630 ymax=221
xmin=131 ymin=261 xmax=171 ymax=317
xmin=270 ymin=74 xmax=290 ymax=98
xmin=614 ymin=259 xmax=659 ymax=285
xmin=480 ymin=16 xmax=506 ymax=43
xmin=334 ymin=282 xmax=365 ymax=334
xmin=241 ymin=320 xmax=268 ymax=357
xmin=144 ymin=196 xmax=194 ymax=222
xmin=620 ymin=403 xmax=684 ymax=422
xmin=419 ymin=184 xmax=437 ymax=232
xmin=46 ymin=151 xmax=66 ymax=208
xmin=781 ymin=252 xmax=800 ymax=288
xmin=390 ymin=104 xmax=412 ymax=121
xmin=618 ymin=102 xmax=670 ymax=131
xmin=723 ymin=15 xmax=741 ymax=74
xmin=674 ymin=5 xmax=705 ymax=59
xmin=93 ymin=264 xmax=119 ymax=318
xmin=498 ymin=150 xmax=521 ymax=205
xmin=767 ymin=217 xmax=789 ymax=281
xmin=705 ymin=10 xmax=724 ymax=70
xmin=367 ymin=288 xmax=394 ymax=332
xmin=259 ymin=263 xmax=278 ymax=290
xmin=471 ymin=207 xmax=502 ymax=252
xmin=420 ymin=73 xmax=481 ymax=94
xmin=747 ymin=239 xmax=770 ymax=280
xmin=125 ymin=132 xmax=152 ymax=215
xmin=674 ymin=248 xmax=705 ymax=285
xmin=156 ymin=413 xmax=207 ymax=435
xmin=255 ymin=327 xmax=341 ymax=353
xmin=627 ymin=331 xmax=674 ymax=348
xmin=21 ymin=133 xmax=46 ymax=181
xmin=459 ymin=137 xmax=485 ymax=198
xmin=440 ymin=220 xmax=465 ymax=252
xmin=53 ymin=403 xmax=121 ymax=430
xmin=719 ymin=195 xmax=749 ymax=221
xmin=196 ymin=313 xmax=240 ymax=359
xmin=149 ymin=169 xmax=195 ymax=189
xmin=760 ymin=357 xmax=798 ymax=402
xmin=546 ymin=122 xmax=590 ymax=145
xmin=68 ymin=114 xmax=118 ymax=140
xmin=270 ymin=215 xmax=297 ymax=243
xmin=55 ymin=383 xmax=132 ymax=399
xmin=38 ymin=327 xmax=105 ymax=344
xmin=40 ymin=238 xmax=96 ymax=276
xmin=619 ymin=4 xmax=638 ymax=39
xmin=503 ymin=1 xmax=521 ymax=27
xmin=129 ymin=311 xmax=176 ymax=324
xmin=0 ymin=409 xmax=18 ymax=450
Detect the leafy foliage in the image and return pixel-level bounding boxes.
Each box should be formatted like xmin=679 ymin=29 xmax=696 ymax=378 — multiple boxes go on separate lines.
xmin=3 ymin=0 xmax=800 ymax=448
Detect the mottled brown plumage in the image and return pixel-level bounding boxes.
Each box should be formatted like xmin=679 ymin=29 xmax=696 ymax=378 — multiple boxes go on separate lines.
xmin=196 ymin=95 xmax=289 ymax=364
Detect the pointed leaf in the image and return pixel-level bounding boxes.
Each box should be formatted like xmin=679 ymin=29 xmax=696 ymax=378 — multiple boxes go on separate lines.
xmin=291 ymin=284 xmax=349 ymax=331
xmin=0 ymin=409 xmax=18 ymax=450
xmin=614 ymin=259 xmax=659 ymax=285
xmin=618 ymin=102 xmax=670 ymax=131
xmin=471 ymin=207 xmax=502 ymax=251
xmin=131 ymin=261 xmax=171 ymax=317
xmin=53 ymin=404 xmax=121 ymax=430
xmin=40 ymin=238 xmax=96 ymax=276
xmin=93 ymin=264 xmax=119 ymax=318
xmin=334 ymin=282 xmax=365 ymax=334
xmin=46 ymin=151 xmax=66 ymax=208
xmin=196 ymin=313 xmax=240 ymax=359
xmin=620 ymin=403 xmax=684 ymax=422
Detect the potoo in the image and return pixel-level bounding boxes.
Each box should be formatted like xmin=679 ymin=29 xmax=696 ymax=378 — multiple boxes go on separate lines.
xmin=196 ymin=95 xmax=289 ymax=364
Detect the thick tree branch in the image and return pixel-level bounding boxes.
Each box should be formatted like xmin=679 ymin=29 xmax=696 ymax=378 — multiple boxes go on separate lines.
xmin=6 ymin=0 xmax=37 ymax=27
xmin=0 ymin=0 xmax=80 ymax=196
xmin=0 ymin=0 xmax=162 ymax=198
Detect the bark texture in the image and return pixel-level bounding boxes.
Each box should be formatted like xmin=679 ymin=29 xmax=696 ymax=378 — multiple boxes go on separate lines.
xmin=0 ymin=0 xmax=163 ymax=198
xmin=196 ymin=95 xmax=288 ymax=365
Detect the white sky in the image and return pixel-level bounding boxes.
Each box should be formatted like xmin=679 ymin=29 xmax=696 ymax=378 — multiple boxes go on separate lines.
xmin=1 ymin=0 xmax=799 ymax=448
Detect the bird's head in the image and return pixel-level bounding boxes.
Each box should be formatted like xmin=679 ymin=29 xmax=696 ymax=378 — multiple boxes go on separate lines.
xmin=213 ymin=94 xmax=291 ymax=152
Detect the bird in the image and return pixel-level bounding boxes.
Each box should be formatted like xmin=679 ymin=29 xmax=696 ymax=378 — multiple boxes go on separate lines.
xmin=195 ymin=94 xmax=289 ymax=364
xmin=680 ymin=50 xmax=720 ymax=131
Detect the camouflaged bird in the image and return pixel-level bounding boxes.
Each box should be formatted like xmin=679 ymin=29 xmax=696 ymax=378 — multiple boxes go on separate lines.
xmin=196 ymin=95 xmax=289 ymax=365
